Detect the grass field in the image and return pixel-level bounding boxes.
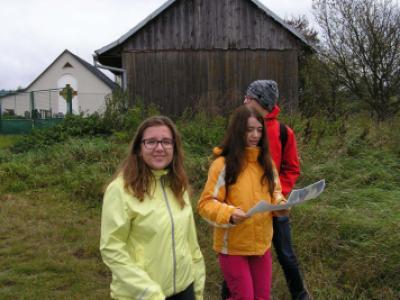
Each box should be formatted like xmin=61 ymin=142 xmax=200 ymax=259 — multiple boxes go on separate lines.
xmin=0 ymin=135 xmax=20 ymax=149
xmin=0 ymin=114 xmax=399 ymax=299
xmin=0 ymin=191 xmax=109 ymax=299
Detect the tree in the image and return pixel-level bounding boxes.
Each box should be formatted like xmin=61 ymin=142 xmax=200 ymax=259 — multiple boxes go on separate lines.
xmin=299 ymin=55 xmax=351 ymax=120
xmin=313 ymin=0 xmax=400 ymax=121
xmin=285 ymin=15 xmax=320 ymax=47
xmin=285 ymin=15 xmax=348 ymax=120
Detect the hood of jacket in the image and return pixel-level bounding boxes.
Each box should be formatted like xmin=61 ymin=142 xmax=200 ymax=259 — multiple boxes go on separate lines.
xmin=212 ymin=146 xmax=260 ymax=162
xmin=265 ymin=105 xmax=280 ymax=120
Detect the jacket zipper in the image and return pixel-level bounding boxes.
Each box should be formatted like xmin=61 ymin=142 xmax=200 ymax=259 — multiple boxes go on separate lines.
xmin=160 ymin=177 xmax=177 ymax=294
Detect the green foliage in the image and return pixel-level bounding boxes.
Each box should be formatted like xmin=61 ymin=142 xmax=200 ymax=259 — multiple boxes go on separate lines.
xmin=0 ymin=112 xmax=399 ymax=299
xmin=1 ymin=114 xmax=26 ymax=119
xmin=178 ymin=110 xmax=226 ymax=149
xmin=313 ymin=0 xmax=400 ymax=121
xmin=0 ymin=137 xmax=126 ymax=205
xmin=299 ymin=55 xmax=352 ymax=120
xmin=102 ymin=89 xmax=161 ymax=137
xmin=102 ymin=88 xmax=130 ymax=131
xmin=276 ymin=113 xmax=400 ymax=299
xmin=0 ymin=135 xmax=20 ymax=149
xmin=31 ymin=109 xmax=41 ymax=119
xmin=9 ymin=93 xmax=161 ymax=153
xmin=177 ymin=111 xmax=226 ymax=190
xmin=10 ymin=114 xmax=110 ymax=153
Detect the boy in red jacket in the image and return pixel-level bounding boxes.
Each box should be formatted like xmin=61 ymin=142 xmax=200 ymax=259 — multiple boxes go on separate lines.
xmin=245 ymin=80 xmax=309 ymax=300
xmin=222 ymin=80 xmax=310 ymax=300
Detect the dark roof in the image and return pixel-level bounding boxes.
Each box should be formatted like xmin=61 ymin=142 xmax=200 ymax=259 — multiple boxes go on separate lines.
xmin=95 ymin=0 xmax=314 ymax=57
xmin=0 ymin=90 xmax=13 ymax=97
xmin=67 ymin=50 xmax=119 ymax=90
xmin=1 ymin=49 xmax=118 ymax=97
xmin=0 ymin=90 xmax=18 ymax=99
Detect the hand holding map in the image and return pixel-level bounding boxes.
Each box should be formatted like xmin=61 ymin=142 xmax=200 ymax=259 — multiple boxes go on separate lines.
xmin=245 ymin=179 xmax=326 ymax=217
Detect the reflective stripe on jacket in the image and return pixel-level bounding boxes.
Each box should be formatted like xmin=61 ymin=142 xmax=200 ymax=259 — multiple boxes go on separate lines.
xmin=100 ymin=170 xmax=205 ymax=300
xmin=197 ymin=147 xmax=284 ymax=256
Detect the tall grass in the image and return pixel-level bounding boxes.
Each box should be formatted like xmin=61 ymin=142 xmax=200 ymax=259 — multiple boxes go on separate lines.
xmin=0 ymin=135 xmax=20 ymax=149
xmin=0 ymin=112 xmax=399 ymax=299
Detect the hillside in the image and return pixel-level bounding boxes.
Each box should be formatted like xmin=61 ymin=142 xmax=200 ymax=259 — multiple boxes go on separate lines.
xmin=0 ymin=113 xmax=399 ymax=299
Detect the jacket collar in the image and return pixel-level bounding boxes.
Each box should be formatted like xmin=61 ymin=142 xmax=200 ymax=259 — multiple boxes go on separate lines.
xmin=245 ymin=147 xmax=260 ymax=162
xmin=265 ymin=105 xmax=280 ymax=120
xmin=151 ymin=169 xmax=169 ymax=179
xmin=213 ymin=146 xmax=260 ymax=162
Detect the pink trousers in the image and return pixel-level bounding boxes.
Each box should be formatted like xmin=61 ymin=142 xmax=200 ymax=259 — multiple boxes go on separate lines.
xmin=218 ymin=250 xmax=272 ymax=300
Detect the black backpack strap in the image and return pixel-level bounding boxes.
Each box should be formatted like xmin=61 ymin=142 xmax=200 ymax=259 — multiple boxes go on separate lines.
xmin=279 ymin=122 xmax=288 ymax=159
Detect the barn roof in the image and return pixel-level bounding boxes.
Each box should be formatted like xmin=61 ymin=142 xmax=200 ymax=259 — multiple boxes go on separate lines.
xmin=95 ymin=0 xmax=313 ymax=57
xmin=67 ymin=50 xmax=118 ymax=90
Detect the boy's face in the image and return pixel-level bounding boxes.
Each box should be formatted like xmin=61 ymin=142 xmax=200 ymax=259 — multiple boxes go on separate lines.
xmin=243 ymin=96 xmax=268 ymax=114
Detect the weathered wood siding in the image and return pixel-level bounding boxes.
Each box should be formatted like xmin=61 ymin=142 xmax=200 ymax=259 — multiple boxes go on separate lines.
xmin=124 ymin=49 xmax=298 ymax=115
xmin=123 ymin=0 xmax=303 ymax=51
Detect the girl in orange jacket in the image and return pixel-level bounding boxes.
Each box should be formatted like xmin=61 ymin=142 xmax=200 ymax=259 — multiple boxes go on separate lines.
xmin=198 ymin=105 xmax=287 ymax=300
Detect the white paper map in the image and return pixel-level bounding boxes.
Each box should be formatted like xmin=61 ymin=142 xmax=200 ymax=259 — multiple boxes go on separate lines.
xmin=245 ymin=179 xmax=326 ymax=217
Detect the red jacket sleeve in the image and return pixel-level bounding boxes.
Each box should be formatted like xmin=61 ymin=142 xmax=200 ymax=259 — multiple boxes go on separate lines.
xmin=279 ymin=126 xmax=300 ymax=196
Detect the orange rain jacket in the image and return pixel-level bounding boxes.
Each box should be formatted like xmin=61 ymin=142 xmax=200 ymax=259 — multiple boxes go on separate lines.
xmin=198 ymin=147 xmax=285 ymax=256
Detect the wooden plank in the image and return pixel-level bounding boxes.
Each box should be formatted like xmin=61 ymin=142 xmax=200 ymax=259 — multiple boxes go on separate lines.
xmin=124 ymin=49 xmax=298 ymax=115
xmin=121 ymin=0 xmax=304 ymax=51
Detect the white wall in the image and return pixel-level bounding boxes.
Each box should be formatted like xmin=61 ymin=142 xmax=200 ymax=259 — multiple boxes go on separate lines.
xmin=0 ymin=93 xmax=31 ymax=116
xmin=1 ymin=51 xmax=113 ymax=117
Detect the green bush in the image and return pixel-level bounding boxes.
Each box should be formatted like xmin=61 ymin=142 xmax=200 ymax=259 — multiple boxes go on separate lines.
xmin=10 ymin=93 xmax=163 ymax=153
xmin=0 ymin=137 xmax=126 ymax=203
xmin=177 ymin=111 xmax=226 ymax=191
xmin=10 ymin=114 xmax=110 ymax=153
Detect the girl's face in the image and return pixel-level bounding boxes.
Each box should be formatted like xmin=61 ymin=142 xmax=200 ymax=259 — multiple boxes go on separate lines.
xmin=246 ymin=116 xmax=263 ymax=147
xmin=140 ymin=125 xmax=174 ymax=170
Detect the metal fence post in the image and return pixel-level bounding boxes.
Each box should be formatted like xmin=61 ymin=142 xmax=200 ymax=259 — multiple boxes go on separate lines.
xmin=30 ymin=91 xmax=36 ymax=129
xmin=48 ymin=90 xmax=52 ymax=118
xmin=0 ymin=99 xmax=2 ymax=134
xmin=67 ymin=85 xmax=73 ymax=114
xmin=30 ymin=91 xmax=35 ymax=117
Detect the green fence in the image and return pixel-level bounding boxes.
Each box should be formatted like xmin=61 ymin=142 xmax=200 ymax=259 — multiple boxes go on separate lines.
xmin=0 ymin=118 xmax=64 ymax=134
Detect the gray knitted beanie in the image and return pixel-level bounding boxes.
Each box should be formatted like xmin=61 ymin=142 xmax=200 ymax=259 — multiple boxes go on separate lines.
xmin=246 ymin=80 xmax=279 ymax=112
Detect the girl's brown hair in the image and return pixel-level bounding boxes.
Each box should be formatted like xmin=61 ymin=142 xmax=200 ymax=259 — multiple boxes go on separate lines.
xmin=218 ymin=105 xmax=275 ymax=196
xmin=113 ymin=116 xmax=189 ymax=208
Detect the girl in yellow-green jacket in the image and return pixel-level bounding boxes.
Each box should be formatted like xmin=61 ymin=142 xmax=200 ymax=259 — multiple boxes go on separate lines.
xmin=101 ymin=116 xmax=205 ymax=300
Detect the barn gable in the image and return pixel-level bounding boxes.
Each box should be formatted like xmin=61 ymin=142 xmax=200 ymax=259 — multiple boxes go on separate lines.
xmin=96 ymin=0 xmax=311 ymax=66
xmin=95 ymin=0 xmax=313 ymax=115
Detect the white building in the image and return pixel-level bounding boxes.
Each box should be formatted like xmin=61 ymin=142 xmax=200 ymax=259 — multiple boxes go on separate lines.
xmin=0 ymin=49 xmax=118 ymax=117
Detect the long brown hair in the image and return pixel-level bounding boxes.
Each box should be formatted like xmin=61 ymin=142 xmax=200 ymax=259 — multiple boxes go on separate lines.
xmin=218 ymin=105 xmax=275 ymax=196
xmin=113 ymin=116 xmax=189 ymax=208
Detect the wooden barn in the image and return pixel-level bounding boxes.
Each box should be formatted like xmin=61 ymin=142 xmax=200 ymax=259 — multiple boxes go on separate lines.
xmin=94 ymin=0 xmax=313 ymax=115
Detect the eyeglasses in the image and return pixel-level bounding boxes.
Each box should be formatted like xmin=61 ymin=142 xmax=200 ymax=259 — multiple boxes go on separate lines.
xmin=142 ymin=138 xmax=174 ymax=150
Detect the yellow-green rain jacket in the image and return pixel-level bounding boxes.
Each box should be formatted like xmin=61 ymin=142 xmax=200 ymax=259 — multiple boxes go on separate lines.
xmin=100 ymin=170 xmax=205 ymax=300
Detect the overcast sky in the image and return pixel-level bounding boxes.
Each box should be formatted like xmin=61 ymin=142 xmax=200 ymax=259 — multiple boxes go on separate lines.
xmin=0 ymin=0 xmax=315 ymax=90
